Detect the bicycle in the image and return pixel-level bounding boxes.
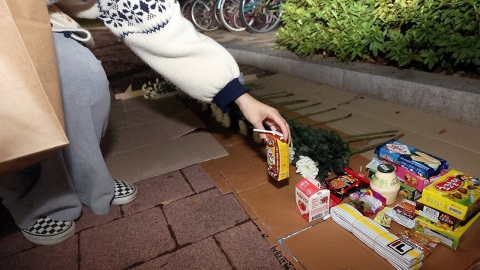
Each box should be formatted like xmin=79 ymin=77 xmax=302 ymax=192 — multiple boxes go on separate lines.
xmin=191 ymin=0 xmax=220 ymax=31
xmin=239 ymin=0 xmax=282 ymax=33
xmin=218 ymin=0 xmax=246 ymax=32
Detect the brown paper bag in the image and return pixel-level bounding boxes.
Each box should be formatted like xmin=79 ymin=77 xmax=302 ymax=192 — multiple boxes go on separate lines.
xmin=0 ymin=0 xmax=69 ymax=174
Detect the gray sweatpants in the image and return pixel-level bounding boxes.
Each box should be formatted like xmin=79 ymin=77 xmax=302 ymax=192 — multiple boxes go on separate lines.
xmin=0 ymin=33 xmax=114 ymax=229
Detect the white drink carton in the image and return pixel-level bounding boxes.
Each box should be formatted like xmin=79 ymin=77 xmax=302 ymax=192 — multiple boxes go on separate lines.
xmin=295 ymin=177 xmax=330 ymax=222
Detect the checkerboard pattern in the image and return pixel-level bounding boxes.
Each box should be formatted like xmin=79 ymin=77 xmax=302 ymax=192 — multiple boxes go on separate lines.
xmin=114 ymin=179 xmax=137 ymax=198
xmin=23 ymin=216 xmax=73 ymax=236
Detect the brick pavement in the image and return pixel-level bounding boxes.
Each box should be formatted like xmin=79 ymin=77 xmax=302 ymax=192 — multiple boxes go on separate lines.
xmin=0 ymin=29 xmax=285 ymax=269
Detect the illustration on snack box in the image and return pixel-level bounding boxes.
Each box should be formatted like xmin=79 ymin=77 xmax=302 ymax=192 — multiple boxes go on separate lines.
xmin=264 ymin=133 xmax=289 ymax=181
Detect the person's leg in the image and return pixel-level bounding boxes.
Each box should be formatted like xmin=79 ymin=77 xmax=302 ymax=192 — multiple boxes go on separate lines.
xmin=0 ymin=150 xmax=81 ymax=229
xmin=54 ymin=33 xmax=115 ymax=215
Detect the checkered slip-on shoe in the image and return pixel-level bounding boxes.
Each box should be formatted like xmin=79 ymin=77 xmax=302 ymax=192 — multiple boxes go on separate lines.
xmin=21 ymin=216 xmax=75 ymax=245
xmin=112 ymin=179 xmax=138 ymax=205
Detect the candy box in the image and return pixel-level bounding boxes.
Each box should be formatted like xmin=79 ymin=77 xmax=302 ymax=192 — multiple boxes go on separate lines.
xmin=415 ymin=210 xmax=480 ymax=250
xmin=374 ymin=140 xmax=448 ymax=178
xmin=295 ymin=178 xmax=330 ymax=222
xmin=421 ymin=170 xmax=480 ymax=221
xmin=398 ymin=182 xmax=421 ymax=201
xmin=415 ymin=199 xmax=463 ymax=231
xmin=264 ymin=133 xmax=289 ymax=181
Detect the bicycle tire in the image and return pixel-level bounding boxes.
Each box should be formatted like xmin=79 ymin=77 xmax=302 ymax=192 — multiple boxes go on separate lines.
xmin=219 ymin=0 xmax=246 ymax=32
xmin=239 ymin=0 xmax=282 ymax=33
xmin=181 ymin=0 xmax=195 ymax=22
xmin=213 ymin=0 xmax=225 ymax=29
xmin=191 ymin=0 xmax=219 ymax=31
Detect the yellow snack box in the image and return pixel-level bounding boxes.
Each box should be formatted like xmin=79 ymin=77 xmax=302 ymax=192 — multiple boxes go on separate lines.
xmin=421 ymin=170 xmax=480 ymax=220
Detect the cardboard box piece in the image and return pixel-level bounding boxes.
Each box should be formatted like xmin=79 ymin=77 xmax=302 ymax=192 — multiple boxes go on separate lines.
xmin=295 ymin=178 xmax=330 ymax=223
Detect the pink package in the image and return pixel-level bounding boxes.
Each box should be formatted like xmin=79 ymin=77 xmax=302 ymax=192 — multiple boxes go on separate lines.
xmin=395 ymin=164 xmax=447 ymax=192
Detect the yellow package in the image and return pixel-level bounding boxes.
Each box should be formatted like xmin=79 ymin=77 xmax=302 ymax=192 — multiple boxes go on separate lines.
xmin=265 ymin=133 xmax=290 ymax=181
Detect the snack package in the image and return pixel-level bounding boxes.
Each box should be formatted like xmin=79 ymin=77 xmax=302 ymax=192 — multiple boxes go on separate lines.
xmin=374 ymin=207 xmax=393 ymax=228
xmin=398 ymin=229 xmax=440 ymax=257
xmin=264 ymin=133 xmax=289 ymax=181
xmin=415 ymin=199 xmax=463 ymax=231
xmin=386 ymin=199 xmax=418 ymax=229
xmin=348 ymin=189 xmax=385 ymax=216
xmin=421 ymin=170 xmax=480 ymax=220
xmin=325 ymin=168 xmax=370 ymax=201
xmin=374 ymin=140 xmax=448 ymax=178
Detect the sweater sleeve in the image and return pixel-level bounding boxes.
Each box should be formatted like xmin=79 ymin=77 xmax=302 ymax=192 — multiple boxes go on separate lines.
xmin=56 ymin=0 xmax=248 ymax=111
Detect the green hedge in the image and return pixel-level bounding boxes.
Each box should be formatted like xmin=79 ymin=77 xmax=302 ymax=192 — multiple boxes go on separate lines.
xmin=276 ymin=0 xmax=480 ymax=70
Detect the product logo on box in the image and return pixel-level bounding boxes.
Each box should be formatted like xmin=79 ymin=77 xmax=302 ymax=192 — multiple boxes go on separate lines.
xmin=388 ymin=239 xmax=414 ymax=255
xmin=434 ymin=176 xmax=463 ymax=192
xmin=267 ymin=148 xmax=275 ymax=165
xmin=386 ymin=143 xmax=411 ymax=155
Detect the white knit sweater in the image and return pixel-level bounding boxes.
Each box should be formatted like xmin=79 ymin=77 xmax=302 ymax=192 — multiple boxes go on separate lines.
xmin=47 ymin=0 xmax=247 ymax=111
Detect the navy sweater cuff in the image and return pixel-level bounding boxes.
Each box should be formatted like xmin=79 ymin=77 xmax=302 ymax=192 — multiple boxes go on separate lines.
xmin=212 ymin=78 xmax=249 ymax=112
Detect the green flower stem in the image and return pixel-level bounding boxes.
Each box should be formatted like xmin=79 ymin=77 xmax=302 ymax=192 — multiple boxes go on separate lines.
xmin=269 ymin=99 xmax=309 ymax=107
xmin=253 ymin=91 xmax=288 ymax=98
xmin=344 ymin=133 xmax=397 ymax=144
xmin=291 ymin=107 xmax=336 ymax=120
xmin=257 ymin=93 xmax=294 ymax=101
xmin=279 ymin=102 xmax=322 ymax=112
xmin=312 ymin=113 xmax=352 ymax=126
xmin=349 ymin=133 xmax=404 ymax=156
xmin=244 ymin=83 xmax=264 ymax=91
xmin=344 ymin=130 xmax=399 ymax=138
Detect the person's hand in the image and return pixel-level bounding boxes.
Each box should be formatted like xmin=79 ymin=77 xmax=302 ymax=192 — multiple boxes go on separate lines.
xmin=235 ymin=93 xmax=291 ymax=143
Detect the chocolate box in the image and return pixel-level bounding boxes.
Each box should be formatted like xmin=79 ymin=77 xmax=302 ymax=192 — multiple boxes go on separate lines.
xmin=421 ymin=170 xmax=480 ymax=221
xmin=415 ymin=211 xmax=480 ymax=250
xmin=374 ymin=140 xmax=448 ymax=178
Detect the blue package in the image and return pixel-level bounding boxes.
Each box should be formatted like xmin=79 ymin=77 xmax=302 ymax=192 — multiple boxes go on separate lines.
xmin=374 ymin=140 xmax=449 ymax=178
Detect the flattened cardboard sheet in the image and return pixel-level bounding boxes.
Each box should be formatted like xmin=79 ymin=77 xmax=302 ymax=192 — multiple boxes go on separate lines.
xmin=199 ymin=74 xmax=480 ymax=270
xmin=103 ymin=96 xmax=227 ymax=183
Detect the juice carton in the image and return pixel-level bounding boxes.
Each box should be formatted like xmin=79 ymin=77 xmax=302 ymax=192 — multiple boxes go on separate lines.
xmin=421 ymin=170 xmax=480 ymax=220
xmin=295 ymin=178 xmax=330 ymax=222
xmin=264 ymin=133 xmax=289 ymax=181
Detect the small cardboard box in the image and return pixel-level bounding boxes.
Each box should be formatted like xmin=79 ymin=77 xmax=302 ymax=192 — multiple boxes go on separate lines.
xmin=265 ymin=133 xmax=289 ymax=181
xmin=416 ymin=198 xmax=463 ymax=231
xmin=374 ymin=140 xmax=448 ymax=178
xmin=295 ymin=178 xmax=330 ymax=222
xmin=415 ymin=210 xmax=480 ymax=250
xmin=421 ymin=170 xmax=480 ymax=220
xmin=398 ymin=182 xmax=421 ymax=201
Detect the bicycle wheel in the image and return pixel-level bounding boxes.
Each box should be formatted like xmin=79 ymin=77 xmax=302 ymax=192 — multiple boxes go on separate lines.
xmin=191 ymin=0 xmax=219 ymax=31
xmin=181 ymin=0 xmax=195 ymax=22
xmin=213 ymin=0 xmax=225 ymax=29
xmin=220 ymin=0 xmax=246 ymax=32
xmin=239 ymin=0 xmax=282 ymax=33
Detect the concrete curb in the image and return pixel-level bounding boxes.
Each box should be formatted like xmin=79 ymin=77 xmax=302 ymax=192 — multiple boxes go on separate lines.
xmin=227 ymin=48 xmax=480 ymax=129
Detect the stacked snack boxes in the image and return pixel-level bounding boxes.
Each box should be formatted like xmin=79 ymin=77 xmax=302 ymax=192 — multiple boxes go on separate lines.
xmin=416 ymin=170 xmax=480 ymax=250
xmin=374 ymin=140 xmax=449 ymax=192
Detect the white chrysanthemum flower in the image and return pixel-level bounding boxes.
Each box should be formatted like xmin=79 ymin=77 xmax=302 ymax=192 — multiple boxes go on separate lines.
xmin=210 ymin=104 xmax=218 ymax=118
xmin=295 ymin=156 xmax=319 ymax=180
xmin=238 ymin=120 xmax=249 ymax=136
xmin=289 ymin=146 xmax=296 ymax=163
xmin=221 ymin=113 xmax=231 ymax=128
xmin=252 ymin=132 xmax=263 ymax=143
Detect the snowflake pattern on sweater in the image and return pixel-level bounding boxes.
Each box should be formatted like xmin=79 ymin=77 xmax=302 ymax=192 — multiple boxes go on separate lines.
xmin=97 ymin=0 xmax=176 ymax=38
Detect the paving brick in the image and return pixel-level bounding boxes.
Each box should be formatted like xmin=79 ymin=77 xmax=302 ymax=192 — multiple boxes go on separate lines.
xmin=214 ymin=221 xmax=284 ymax=270
xmin=121 ymin=171 xmax=194 ymax=217
xmin=75 ymin=205 xmax=122 ymax=232
xmin=0 ymin=215 xmax=34 ymax=258
xmin=79 ymin=207 xmax=175 ymax=270
xmin=163 ymin=189 xmax=249 ymax=245
xmin=181 ymin=164 xmax=215 ymax=192
xmin=0 ymin=235 xmax=78 ymax=270
xmin=133 ymin=237 xmax=232 ymax=270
